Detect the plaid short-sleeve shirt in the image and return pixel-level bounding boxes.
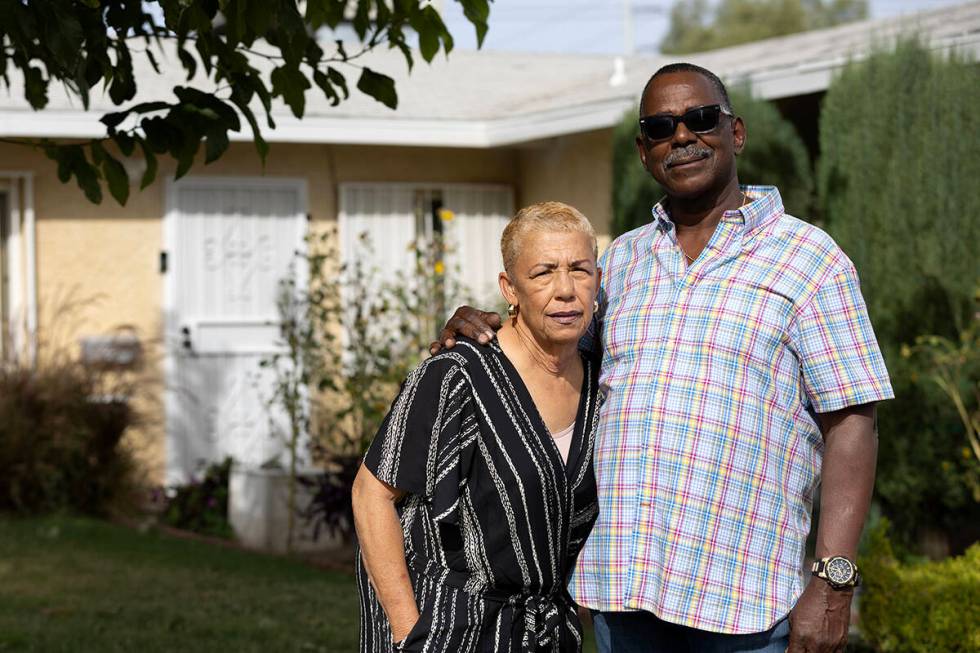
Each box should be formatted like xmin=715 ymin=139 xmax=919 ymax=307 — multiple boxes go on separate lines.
xmin=568 ymin=186 xmax=893 ymax=634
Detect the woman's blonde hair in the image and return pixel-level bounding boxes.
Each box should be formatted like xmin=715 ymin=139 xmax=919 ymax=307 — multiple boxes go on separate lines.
xmin=500 ymin=201 xmax=597 ymax=272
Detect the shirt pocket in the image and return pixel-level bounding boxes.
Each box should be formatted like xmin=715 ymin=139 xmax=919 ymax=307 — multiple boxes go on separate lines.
xmin=700 ymin=279 xmax=796 ymax=391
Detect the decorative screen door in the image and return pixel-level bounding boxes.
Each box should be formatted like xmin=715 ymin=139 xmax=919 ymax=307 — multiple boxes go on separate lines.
xmin=164 ymin=178 xmax=307 ymax=484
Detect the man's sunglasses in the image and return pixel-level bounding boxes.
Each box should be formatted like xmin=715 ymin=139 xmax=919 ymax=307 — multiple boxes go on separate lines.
xmin=638 ymin=104 xmax=734 ymax=141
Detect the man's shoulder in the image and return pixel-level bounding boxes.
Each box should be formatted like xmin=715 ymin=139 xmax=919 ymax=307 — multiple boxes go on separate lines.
xmin=769 ymin=213 xmax=851 ymax=270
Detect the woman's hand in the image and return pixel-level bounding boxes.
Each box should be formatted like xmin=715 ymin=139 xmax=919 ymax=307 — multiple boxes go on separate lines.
xmin=429 ymin=306 xmax=502 ymax=354
xmin=390 ymin=612 xmax=421 ymax=644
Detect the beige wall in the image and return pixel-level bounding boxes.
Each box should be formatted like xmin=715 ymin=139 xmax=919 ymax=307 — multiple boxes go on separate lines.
xmin=0 ymin=130 xmax=613 ymax=483
xmin=517 ymin=128 xmax=614 ymax=250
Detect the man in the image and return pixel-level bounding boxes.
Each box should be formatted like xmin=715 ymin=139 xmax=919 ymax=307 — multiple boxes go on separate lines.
xmin=433 ymin=63 xmax=893 ymax=652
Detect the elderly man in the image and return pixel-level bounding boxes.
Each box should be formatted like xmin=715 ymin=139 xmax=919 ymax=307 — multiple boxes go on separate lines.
xmin=433 ymin=63 xmax=893 ymax=653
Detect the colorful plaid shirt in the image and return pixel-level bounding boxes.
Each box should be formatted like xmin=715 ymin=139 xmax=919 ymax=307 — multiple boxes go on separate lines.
xmin=568 ymin=186 xmax=893 ymax=634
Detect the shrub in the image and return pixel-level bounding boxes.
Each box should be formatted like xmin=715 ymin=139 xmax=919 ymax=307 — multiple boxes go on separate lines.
xmin=0 ymin=360 xmax=137 ymax=515
xmin=162 ymin=458 xmax=233 ymax=539
xmin=859 ymin=520 xmax=980 ymax=652
xmin=818 ymin=39 xmax=980 ymax=548
xmin=611 ymin=90 xmax=813 ymax=237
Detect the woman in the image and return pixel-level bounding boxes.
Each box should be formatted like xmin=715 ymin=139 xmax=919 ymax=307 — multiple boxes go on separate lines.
xmin=352 ymin=201 xmax=603 ymax=653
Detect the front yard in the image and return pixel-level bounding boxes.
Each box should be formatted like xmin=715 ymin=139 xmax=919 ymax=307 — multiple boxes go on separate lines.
xmin=0 ymin=515 xmax=600 ymax=652
xmin=0 ymin=516 xmax=359 ymax=652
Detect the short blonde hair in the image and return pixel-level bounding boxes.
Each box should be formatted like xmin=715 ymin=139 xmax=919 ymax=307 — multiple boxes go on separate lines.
xmin=500 ymin=201 xmax=597 ymax=273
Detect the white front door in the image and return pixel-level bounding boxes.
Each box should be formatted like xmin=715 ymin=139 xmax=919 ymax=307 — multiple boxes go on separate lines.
xmin=164 ymin=178 xmax=307 ymax=484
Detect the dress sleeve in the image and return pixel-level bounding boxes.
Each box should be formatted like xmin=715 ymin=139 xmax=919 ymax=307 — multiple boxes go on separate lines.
xmin=790 ymin=262 xmax=895 ymax=413
xmin=362 ymin=356 xmax=471 ymax=517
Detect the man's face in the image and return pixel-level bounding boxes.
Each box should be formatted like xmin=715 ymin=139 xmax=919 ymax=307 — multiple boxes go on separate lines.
xmin=635 ymin=71 xmax=745 ymax=200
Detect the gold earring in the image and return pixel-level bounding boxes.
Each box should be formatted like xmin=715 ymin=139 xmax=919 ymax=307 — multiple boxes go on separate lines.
xmin=507 ymin=304 xmax=518 ymax=318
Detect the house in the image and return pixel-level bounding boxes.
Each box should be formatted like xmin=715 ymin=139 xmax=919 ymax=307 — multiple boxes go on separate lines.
xmin=2 ymin=1 xmax=978 ymax=485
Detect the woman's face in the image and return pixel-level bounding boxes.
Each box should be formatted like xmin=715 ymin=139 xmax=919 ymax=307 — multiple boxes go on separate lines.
xmin=499 ymin=229 xmax=600 ymax=347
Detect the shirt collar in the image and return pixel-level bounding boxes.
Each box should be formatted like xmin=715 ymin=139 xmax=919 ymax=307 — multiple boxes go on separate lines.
xmin=652 ymin=185 xmax=784 ymax=237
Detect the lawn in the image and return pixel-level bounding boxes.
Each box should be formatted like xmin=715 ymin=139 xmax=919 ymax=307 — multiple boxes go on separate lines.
xmin=0 ymin=515 xmax=598 ymax=652
xmin=0 ymin=515 xmax=358 ymax=652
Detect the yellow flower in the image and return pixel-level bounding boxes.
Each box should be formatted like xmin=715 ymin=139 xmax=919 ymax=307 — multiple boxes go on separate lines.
xmin=439 ymin=208 xmax=455 ymax=222
xmin=434 ymin=261 xmax=445 ymax=275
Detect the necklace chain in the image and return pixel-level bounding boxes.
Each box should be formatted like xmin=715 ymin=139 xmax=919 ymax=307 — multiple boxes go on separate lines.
xmin=678 ymin=191 xmax=749 ymax=264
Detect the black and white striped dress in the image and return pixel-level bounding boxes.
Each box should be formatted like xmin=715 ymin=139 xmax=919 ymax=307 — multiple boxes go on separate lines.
xmin=357 ymin=337 xmax=601 ymax=653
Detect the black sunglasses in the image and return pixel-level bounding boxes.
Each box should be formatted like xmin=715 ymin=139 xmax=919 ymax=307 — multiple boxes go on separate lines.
xmin=638 ymin=104 xmax=734 ymax=141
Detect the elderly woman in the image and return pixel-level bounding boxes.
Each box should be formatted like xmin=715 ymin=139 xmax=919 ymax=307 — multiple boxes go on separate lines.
xmin=352 ymin=201 xmax=603 ymax=653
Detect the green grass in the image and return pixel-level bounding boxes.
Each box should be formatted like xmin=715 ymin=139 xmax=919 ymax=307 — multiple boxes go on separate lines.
xmin=0 ymin=515 xmax=597 ymax=652
xmin=0 ymin=515 xmax=358 ymax=652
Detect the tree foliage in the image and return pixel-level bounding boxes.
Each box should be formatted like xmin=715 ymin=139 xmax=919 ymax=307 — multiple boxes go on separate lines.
xmin=660 ymin=0 xmax=866 ymax=55
xmin=612 ymin=90 xmax=813 ymax=237
xmin=0 ymin=0 xmax=491 ymax=204
xmin=818 ymin=40 xmax=980 ymax=547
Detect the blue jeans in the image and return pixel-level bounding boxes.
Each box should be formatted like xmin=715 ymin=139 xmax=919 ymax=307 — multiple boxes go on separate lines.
xmin=592 ymin=611 xmax=790 ymax=653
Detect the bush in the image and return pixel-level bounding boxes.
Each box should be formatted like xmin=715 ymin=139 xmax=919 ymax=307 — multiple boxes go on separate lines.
xmin=859 ymin=520 xmax=980 ymax=652
xmin=818 ymin=40 xmax=980 ymax=548
xmin=0 ymin=360 xmax=137 ymax=515
xmin=162 ymin=458 xmax=233 ymax=539
xmin=611 ymin=89 xmax=814 ymax=237
xmin=818 ymin=39 xmax=980 ymax=343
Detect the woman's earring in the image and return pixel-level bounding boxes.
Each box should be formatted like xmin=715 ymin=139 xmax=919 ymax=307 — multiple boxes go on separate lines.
xmin=507 ymin=304 xmax=518 ymax=318
xmin=593 ymin=300 xmax=600 ymax=313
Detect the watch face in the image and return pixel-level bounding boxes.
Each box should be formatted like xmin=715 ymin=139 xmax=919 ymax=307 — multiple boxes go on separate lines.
xmin=826 ymin=557 xmax=855 ymax=585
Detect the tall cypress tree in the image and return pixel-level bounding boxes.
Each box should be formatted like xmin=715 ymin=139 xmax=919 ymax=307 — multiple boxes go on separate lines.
xmin=819 ymin=40 xmax=980 ymax=342
xmin=819 ymin=40 xmax=980 ymax=549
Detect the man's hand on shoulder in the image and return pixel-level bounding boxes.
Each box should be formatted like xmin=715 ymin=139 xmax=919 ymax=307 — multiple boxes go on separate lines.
xmin=787 ymin=577 xmax=851 ymax=653
xmin=428 ymin=306 xmax=502 ymax=355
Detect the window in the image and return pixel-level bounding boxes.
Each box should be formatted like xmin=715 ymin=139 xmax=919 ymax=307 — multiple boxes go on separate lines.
xmin=338 ymin=183 xmax=514 ymax=337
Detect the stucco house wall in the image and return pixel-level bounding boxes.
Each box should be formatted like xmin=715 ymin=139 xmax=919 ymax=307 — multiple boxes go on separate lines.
xmin=0 ymin=127 xmax=612 ymax=483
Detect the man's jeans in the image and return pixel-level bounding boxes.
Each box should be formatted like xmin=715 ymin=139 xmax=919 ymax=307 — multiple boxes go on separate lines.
xmin=592 ymin=611 xmax=790 ymax=653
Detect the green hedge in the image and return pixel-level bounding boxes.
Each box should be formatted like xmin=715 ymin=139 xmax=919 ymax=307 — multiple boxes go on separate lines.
xmin=818 ymin=39 xmax=980 ymax=546
xmin=860 ymin=522 xmax=980 ymax=652
xmin=611 ymin=89 xmax=813 ymax=237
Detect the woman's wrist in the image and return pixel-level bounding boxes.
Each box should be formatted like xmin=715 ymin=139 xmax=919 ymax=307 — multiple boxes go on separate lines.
xmin=389 ymin=608 xmax=420 ymax=642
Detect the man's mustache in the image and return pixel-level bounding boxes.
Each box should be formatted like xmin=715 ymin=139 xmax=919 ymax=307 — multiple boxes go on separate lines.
xmin=663 ymin=145 xmax=712 ymax=167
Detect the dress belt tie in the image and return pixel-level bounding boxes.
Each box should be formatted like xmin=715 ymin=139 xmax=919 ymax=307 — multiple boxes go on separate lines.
xmin=408 ymin=555 xmax=570 ymax=650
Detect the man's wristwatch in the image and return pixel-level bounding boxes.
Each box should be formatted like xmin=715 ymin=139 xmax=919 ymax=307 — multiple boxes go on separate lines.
xmin=811 ymin=556 xmax=861 ymax=589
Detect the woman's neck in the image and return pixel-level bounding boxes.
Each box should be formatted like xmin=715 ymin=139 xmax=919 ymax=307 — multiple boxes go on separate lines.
xmin=499 ymin=319 xmax=579 ymax=378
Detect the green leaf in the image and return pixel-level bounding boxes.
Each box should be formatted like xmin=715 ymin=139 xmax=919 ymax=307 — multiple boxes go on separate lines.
xmin=459 ymin=0 xmax=491 ymax=47
xmin=129 ymin=101 xmax=173 ymax=115
xmin=356 ymin=68 xmax=397 ymax=110
xmin=313 ymin=70 xmax=340 ymax=106
xmin=136 ymin=139 xmax=158 ymax=190
xmin=270 ymin=65 xmax=311 ymax=118
xmin=204 ymin=128 xmax=230 ymax=164
xmin=102 ymin=154 xmax=130 ymax=206
xmin=416 ymin=18 xmax=439 ymax=63
xmin=90 ymin=140 xmax=106 ymax=165
xmin=113 ymin=133 xmax=135 ymax=157
xmin=172 ymin=128 xmax=200 ymax=179
xmin=326 ymin=67 xmax=349 ymax=99
xmin=24 ymin=66 xmax=48 ymax=109
xmin=173 ymin=86 xmax=241 ymax=130
xmin=145 ymin=48 xmax=161 ymax=74
xmin=140 ymin=117 xmax=176 ymax=154
xmin=177 ymin=47 xmax=197 ymax=81
xmin=235 ymin=102 xmax=269 ymax=162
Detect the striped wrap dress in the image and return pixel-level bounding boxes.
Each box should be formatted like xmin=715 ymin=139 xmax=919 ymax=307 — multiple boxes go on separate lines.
xmin=357 ymin=337 xmax=601 ymax=653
